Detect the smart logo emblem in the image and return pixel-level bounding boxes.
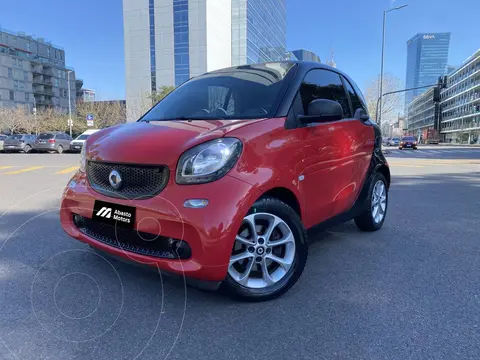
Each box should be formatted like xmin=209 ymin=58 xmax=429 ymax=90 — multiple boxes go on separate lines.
xmin=109 ymin=170 xmax=122 ymax=190
xmin=93 ymin=200 xmax=136 ymax=228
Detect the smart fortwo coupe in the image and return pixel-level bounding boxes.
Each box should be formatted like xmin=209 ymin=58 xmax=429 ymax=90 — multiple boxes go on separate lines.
xmin=60 ymin=61 xmax=390 ymax=301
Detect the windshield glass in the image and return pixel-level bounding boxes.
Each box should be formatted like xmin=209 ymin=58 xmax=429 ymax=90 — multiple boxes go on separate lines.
xmin=76 ymin=134 xmax=90 ymax=140
xmin=392 ymin=138 xmax=400 ymax=141
xmin=38 ymin=133 xmax=55 ymax=140
xmin=402 ymin=136 xmax=416 ymax=140
xmin=141 ymin=62 xmax=296 ymax=121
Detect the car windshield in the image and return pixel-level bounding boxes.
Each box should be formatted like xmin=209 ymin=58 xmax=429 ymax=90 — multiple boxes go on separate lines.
xmin=141 ymin=62 xmax=296 ymax=121
xmin=403 ymin=136 xmax=416 ymax=140
xmin=7 ymin=135 xmax=24 ymax=140
xmin=76 ymin=134 xmax=90 ymax=140
xmin=38 ymin=133 xmax=55 ymax=140
xmin=392 ymin=138 xmax=400 ymax=141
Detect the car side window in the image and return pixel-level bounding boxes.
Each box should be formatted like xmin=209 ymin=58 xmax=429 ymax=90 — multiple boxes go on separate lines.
xmin=299 ymin=69 xmax=352 ymax=118
xmin=342 ymin=76 xmax=368 ymax=118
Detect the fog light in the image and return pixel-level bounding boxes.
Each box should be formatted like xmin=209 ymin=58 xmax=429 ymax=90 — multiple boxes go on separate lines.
xmin=73 ymin=214 xmax=85 ymax=228
xmin=170 ymin=240 xmax=192 ymax=259
xmin=183 ymin=199 xmax=209 ymax=208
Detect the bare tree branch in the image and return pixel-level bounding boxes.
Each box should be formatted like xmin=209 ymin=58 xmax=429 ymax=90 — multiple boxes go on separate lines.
xmin=364 ymin=74 xmax=403 ymax=121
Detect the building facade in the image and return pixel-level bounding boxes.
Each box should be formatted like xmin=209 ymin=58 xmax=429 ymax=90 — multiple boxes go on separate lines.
xmin=287 ymin=49 xmax=321 ymax=63
xmin=0 ymin=29 xmax=76 ymax=112
xmin=405 ymin=33 xmax=451 ymax=110
xmin=123 ymin=0 xmax=287 ymax=121
xmin=406 ymin=49 xmax=480 ymax=144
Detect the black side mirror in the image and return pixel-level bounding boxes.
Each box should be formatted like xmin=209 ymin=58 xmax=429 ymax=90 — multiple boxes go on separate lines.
xmin=355 ymin=108 xmax=370 ymax=121
xmin=297 ymin=99 xmax=343 ymax=125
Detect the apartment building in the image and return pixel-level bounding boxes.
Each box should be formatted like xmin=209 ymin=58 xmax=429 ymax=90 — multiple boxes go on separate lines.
xmin=0 ymin=28 xmax=76 ymax=112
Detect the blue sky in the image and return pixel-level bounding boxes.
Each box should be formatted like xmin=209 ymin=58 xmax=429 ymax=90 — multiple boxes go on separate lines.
xmin=1 ymin=0 xmax=477 ymax=100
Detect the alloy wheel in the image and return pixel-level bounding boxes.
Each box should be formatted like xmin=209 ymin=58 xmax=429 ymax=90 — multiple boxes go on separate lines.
xmin=228 ymin=213 xmax=296 ymax=289
xmin=371 ymin=180 xmax=387 ymax=224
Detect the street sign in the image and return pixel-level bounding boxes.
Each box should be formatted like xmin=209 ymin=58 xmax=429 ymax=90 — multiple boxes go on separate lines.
xmin=86 ymin=114 xmax=94 ymax=121
xmin=87 ymin=120 xmax=94 ymax=127
xmin=67 ymin=119 xmax=73 ymax=126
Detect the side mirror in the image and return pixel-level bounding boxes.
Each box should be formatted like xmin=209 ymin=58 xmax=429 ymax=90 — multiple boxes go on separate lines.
xmin=355 ymin=108 xmax=370 ymax=121
xmin=297 ymin=99 xmax=343 ymax=125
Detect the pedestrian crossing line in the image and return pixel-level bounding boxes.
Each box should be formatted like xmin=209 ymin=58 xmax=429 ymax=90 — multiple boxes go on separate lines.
xmin=3 ymin=166 xmax=45 ymax=175
xmin=55 ymin=166 xmax=79 ymax=175
xmin=0 ymin=166 xmax=15 ymax=170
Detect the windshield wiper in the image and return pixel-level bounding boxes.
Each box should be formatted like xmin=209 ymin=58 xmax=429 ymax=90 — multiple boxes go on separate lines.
xmin=143 ymin=116 xmax=224 ymax=123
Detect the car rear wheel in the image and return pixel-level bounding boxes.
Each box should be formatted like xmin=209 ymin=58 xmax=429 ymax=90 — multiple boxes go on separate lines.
xmin=23 ymin=145 xmax=32 ymax=153
xmin=354 ymin=172 xmax=388 ymax=232
xmin=223 ymin=197 xmax=308 ymax=302
xmin=57 ymin=145 xmax=63 ymax=154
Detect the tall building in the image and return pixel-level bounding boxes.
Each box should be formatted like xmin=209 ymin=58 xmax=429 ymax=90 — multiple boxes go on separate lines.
xmin=287 ymin=49 xmax=321 ymax=63
xmin=406 ymin=49 xmax=480 ymax=144
xmin=123 ymin=0 xmax=287 ymax=121
xmin=0 ymin=28 xmax=76 ymax=112
xmin=404 ymin=32 xmax=451 ymax=110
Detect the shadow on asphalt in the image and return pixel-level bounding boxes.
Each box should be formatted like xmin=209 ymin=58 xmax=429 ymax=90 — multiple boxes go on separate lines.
xmin=0 ymin=171 xmax=479 ymax=359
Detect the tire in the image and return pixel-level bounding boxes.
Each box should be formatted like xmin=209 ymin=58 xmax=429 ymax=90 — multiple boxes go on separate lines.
xmin=57 ymin=145 xmax=64 ymax=154
xmin=223 ymin=197 xmax=308 ymax=302
xmin=354 ymin=172 xmax=388 ymax=232
xmin=398 ymin=147 xmax=402 ymax=150
xmin=23 ymin=145 xmax=32 ymax=153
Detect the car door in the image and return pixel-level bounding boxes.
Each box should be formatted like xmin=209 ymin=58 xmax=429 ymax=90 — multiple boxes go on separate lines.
xmin=335 ymin=75 xmax=375 ymax=214
xmin=296 ymin=69 xmax=355 ymax=226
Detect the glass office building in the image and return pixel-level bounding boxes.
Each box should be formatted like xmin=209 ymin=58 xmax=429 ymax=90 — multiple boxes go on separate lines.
xmin=231 ymin=0 xmax=286 ymax=65
xmin=405 ymin=33 xmax=451 ymax=110
xmin=124 ymin=0 xmax=287 ymax=120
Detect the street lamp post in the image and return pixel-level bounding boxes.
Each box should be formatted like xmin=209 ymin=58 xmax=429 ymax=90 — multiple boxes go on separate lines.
xmin=378 ymin=4 xmax=408 ymax=127
xmin=67 ymin=70 xmax=73 ymax=137
xmin=33 ymin=97 xmax=37 ymax=136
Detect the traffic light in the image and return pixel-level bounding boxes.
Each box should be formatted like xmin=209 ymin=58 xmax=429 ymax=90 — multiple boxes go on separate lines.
xmin=437 ymin=76 xmax=448 ymax=89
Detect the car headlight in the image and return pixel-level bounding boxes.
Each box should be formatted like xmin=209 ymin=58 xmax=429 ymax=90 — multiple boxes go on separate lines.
xmin=176 ymin=138 xmax=242 ymax=184
xmin=79 ymin=145 xmax=86 ymax=172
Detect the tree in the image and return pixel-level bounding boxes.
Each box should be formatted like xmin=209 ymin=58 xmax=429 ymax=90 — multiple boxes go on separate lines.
xmin=0 ymin=106 xmax=28 ymax=134
xmin=150 ymin=85 xmax=175 ymax=104
xmin=364 ymin=74 xmax=403 ymax=122
xmin=75 ymin=101 xmax=126 ymax=131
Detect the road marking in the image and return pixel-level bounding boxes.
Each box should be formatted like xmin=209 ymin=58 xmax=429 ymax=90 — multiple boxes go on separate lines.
xmin=392 ymin=164 xmax=425 ymax=168
xmin=55 ymin=166 xmax=79 ymax=175
xmin=4 ymin=166 xmax=45 ymax=175
xmin=0 ymin=166 xmax=15 ymax=170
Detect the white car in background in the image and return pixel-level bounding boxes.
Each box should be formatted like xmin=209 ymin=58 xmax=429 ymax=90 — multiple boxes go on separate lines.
xmin=69 ymin=129 xmax=101 ymax=152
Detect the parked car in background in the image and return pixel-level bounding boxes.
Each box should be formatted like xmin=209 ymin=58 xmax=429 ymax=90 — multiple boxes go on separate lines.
xmin=61 ymin=61 xmax=390 ymax=301
xmin=34 ymin=132 xmax=72 ymax=154
xmin=399 ymin=136 xmax=418 ymax=150
xmin=388 ymin=137 xmax=400 ymax=146
xmin=0 ymin=135 xmax=7 ymax=152
xmin=2 ymin=134 xmax=37 ymax=153
xmin=69 ymin=129 xmax=101 ymax=152
xmin=382 ymin=137 xmax=391 ymax=146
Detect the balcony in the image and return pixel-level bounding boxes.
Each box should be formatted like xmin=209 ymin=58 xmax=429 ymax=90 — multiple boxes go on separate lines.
xmin=34 ymin=98 xmax=53 ymax=106
xmin=32 ymin=76 xmax=53 ymax=87
xmin=33 ymin=87 xmax=54 ymax=96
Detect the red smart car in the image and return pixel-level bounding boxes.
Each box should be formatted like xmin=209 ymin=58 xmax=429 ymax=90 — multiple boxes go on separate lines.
xmin=60 ymin=62 xmax=390 ymax=301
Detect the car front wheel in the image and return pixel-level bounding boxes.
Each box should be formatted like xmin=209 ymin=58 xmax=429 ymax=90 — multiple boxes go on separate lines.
xmin=223 ymin=197 xmax=308 ymax=302
xmin=57 ymin=145 xmax=63 ymax=154
xmin=354 ymin=172 xmax=388 ymax=232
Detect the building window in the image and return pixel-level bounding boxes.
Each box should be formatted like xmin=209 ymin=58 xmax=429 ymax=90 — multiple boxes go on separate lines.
xmin=19 ymin=81 xmax=25 ymax=90
xmin=10 ymin=91 xmax=14 ymax=101
xmin=18 ymin=59 xmax=23 ymax=68
xmin=173 ymin=0 xmax=189 ymax=87
xmin=14 ymin=81 xmax=18 ymax=90
xmin=12 ymin=58 xmax=17 ymax=66
xmin=55 ymin=79 xmax=59 ymax=87
xmin=24 ymin=71 xmax=28 ymax=81
xmin=8 ymin=68 xmax=13 ymax=78
xmin=47 ymin=47 xmax=51 ymax=57
xmin=25 ymin=93 xmax=29 ymax=102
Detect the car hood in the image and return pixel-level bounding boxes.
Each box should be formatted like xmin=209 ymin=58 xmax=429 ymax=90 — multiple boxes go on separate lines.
xmin=86 ymin=119 xmax=265 ymax=167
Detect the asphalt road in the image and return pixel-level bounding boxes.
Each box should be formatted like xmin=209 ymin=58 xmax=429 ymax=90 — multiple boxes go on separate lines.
xmin=0 ymin=147 xmax=479 ymax=360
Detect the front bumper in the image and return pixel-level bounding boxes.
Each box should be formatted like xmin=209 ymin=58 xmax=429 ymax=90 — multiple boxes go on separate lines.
xmin=60 ymin=171 xmax=257 ymax=282
xmin=70 ymin=143 xmax=84 ymax=151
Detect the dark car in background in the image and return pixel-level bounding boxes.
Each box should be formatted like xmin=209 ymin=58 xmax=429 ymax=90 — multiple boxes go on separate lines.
xmin=34 ymin=132 xmax=72 ymax=154
xmin=399 ymin=136 xmax=418 ymax=150
xmin=2 ymin=134 xmax=37 ymax=153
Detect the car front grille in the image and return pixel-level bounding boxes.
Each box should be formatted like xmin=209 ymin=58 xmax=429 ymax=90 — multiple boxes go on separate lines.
xmin=87 ymin=161 xmax=169 ymax=200
xmin=74 ymin=215 xmax=191 ymax=260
